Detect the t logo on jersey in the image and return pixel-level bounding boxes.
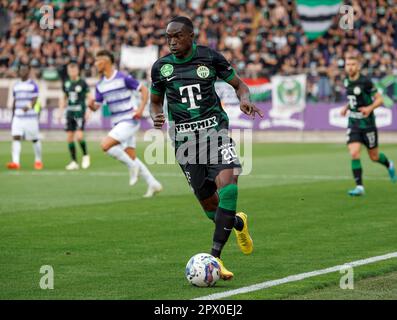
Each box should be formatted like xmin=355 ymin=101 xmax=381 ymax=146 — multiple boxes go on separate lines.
xmin=347 ymin=95 xmax=357 ymax=108
xmin=179 ymin=84 xmax=202 ymax=110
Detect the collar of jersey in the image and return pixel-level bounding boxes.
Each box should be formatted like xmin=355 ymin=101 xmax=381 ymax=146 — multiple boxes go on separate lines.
xmin=172 ymin=43 xmax=197 ymax=64
xmin=348 ymin=73 xmax=361 ymax=83
xmin=103 ymin=70 xmax=118 ymax=82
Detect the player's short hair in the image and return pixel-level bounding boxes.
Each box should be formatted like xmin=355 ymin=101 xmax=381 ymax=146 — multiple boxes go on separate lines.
xmin=96 ymin=50 xmax=115 ymax=64
xmin=345 ymin=51 xmax=360 ymax=61
xmin=68 ymin=58 xmax=79 ymax=67
xmin=19 ymin=64 xmax=30 ymax=71
xmin=168 ymin=16 xmax=194 ymax=32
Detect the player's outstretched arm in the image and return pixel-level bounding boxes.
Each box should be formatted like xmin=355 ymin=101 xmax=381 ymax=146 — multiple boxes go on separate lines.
xmin=150 ymin=93 xmax=165 ymax=129
xmin=227 ymin=75 xmax=263 ymax=119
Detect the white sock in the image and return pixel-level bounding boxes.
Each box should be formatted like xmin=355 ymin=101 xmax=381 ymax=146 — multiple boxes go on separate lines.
xmin=12 ymin=140 xmax=21 ymax=164
xmin=33 ymin=140 xmax=42 ymax=162
xmin=107 ymin=145 xmax=136 ymax=169
xmin=135 ymin=157 xmax=156 ymax=185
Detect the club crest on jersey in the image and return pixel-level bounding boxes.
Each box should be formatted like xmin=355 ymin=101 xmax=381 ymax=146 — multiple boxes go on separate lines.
xmin=161 ymin=64 xmax=174 ymax=77
xmin=353 ymin=86 xmax=361 ymax=95
xmin=75 ymin=85 xmax=82 ymax=92
xmin=197 ymin=65 xmax=210 ymax=79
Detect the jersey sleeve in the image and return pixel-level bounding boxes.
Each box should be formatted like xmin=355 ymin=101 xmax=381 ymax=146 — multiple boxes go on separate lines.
xmin=150 ymin=61 xmax=165 ymax=96
xmin=364 ymin=78 xmax=378 ymax=96
xmin=125 ymin=74 xmax=140 ymax=91
xmin=212 ymin=50 xmax=235 ymax=82
xmin=95 ymin=86 xmax=104 ymax=103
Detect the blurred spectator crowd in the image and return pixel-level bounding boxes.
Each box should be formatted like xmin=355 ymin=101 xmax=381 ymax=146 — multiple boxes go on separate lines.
xmin=0 ymin=0 xmax=396 ymax=102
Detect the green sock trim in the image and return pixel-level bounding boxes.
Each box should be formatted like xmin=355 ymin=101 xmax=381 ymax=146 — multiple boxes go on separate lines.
xmin=352 ymin=159 xmax=362 ymax=170
xmin=218 ymin=184 xmax=238 ymax=211
xmin=79 ymin=140 xmax=87 ymax=155
xmin=378 ymin=153 xmax=388 ymax=164
xmin=68 ymin=142 xmax=76 ymax=161
xmin=204 ymin=210 xmax=215 ymax=221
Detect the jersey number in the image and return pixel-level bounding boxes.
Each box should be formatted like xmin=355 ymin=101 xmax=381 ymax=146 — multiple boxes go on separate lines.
xmin=179 ymin=84 xmax=202 ymax=110
xmin=221 ymin=146 xmax=237 ymax=163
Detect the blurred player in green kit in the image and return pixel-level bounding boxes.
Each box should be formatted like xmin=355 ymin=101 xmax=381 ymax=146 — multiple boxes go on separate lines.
xmin=340 ymin=53 xmax=395 ymax=196
xmin=59 ymin=61 xmax=91 ymax=170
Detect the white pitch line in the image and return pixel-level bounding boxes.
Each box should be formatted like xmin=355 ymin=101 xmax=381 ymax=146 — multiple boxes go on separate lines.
xmin=0 ymin=171 xmax=389 ymax=181
xmin=193 ymin=252 xmax=397 ymax=300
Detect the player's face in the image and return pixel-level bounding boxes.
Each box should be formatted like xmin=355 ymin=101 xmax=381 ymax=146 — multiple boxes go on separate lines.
xmin=95 ymin=56 xmax=110 ymax=74
xmin=166 ymin=22 xmax=193 ymax=58
xmin=19 ymin=66 xmax=30 ymax=80
xmin=345 ymin=58 xmax=360 ymax=77
xmin=67 ymin=64 xmax=79 ymax=79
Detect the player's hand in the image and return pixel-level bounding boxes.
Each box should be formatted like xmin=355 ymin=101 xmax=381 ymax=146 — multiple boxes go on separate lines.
xmin=152 ymin=113 xmax=166 ymax=129
xmin=133 ymin=110 xmax=143 ymax=120
xmin=23 ymin=102 xmax=32 ymax=112
xmin=88 ymin=98 xmax=97 ymax=111
xmin=360 ymin=106 xmax=373 ymax=118
xmin=240 ymin=101 xmax=263 ymax=119
xmin=340 ymin=106 xmax=349 ymax=117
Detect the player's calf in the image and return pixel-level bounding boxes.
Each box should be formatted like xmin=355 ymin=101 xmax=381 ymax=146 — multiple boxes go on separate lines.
xmin=211 ymin=184 xmax=238 ymax=258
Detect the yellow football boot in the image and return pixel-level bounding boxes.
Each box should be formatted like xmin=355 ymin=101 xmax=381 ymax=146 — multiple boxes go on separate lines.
xmin=234 ymin=212 xmax=253 ymax=255
xmin=215 ymin=257 xmax=234 ymax=281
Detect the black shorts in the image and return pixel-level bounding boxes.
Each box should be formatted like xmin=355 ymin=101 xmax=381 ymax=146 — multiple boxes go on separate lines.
xmin=347 ymin=128 xmax=378 ymax=149
xmin=177 ymin=134 xmax=242 ymax=201
xmin=65 ymin=115 xmax=85 ymax=132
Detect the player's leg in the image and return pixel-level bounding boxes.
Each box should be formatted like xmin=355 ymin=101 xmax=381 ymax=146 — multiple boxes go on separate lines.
xmin=199 ymin=193 xmax=244 ymax=231
xmin=28 ymin=118 xmax=43 ymax=170
xmin=65 ymin=116 xmax=79 ymax=170
xmin=103 ymin=122 xmax=139 ymax=184
xmin=8 ymin=117 xmax=22 ymax=169
xmin=366 ymin=131 xmax=396 ymax=182
xmin=66 ymin=130 xmax=79 ymax=170
xmin=32 ymin=139 xmax=43 ymax=169
xmin=124 ymin=124 xmax=162 ymax=195
xmin=125 ymin=146 xmax=162 ymax=196
xmin=368 ymin=148 xmax=396 ymax=182
xmin=206 ymin=168 xmax=240 ymax=280
xmin=348 ymin=141 xmax=365 ymax=196
xmin=76 ymin=127 xmax=90 ymax=169
xmin=211 ymin=169 xmax=239 ymax=258
xmin=8 ymin=136 xmax=22 ymax=169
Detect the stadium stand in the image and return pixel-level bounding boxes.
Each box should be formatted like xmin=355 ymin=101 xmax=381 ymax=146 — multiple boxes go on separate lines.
xmin=0 ymin=0 xmax=396 ymax=102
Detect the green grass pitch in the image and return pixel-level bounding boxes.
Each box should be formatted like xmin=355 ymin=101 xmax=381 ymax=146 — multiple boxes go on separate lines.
xmin=0 ymin=140 xmax=396 ymax=299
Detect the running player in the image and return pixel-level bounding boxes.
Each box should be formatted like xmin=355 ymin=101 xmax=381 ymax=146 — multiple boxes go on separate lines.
xmin=150 ymin=16 xmax=263 ymax=280
xmin=340 ymin=53 xmax=395 ymax=196
xmin=7 ymin=65 xmax=43 ymax=170
xmin=59 ymin=61 xmax=91 ymax=170
xmin=89 ymin=50 xmax=162 ymax=198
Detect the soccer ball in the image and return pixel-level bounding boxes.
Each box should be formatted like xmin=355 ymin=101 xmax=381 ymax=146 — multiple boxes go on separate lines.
xmin=185 ymin=253 xmax=220 ymax=287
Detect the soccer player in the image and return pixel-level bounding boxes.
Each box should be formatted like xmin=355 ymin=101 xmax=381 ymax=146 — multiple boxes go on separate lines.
xmin=7 ymin=65 xmax=43 ymax=170
xmin=340 ymin=53 xmax=395 ymax=196
xmin=150 ymin=16 xmax=263 ymax=280
xmin=89 ymin=50 xmax=162 ymax=198
xmin=59 ymin=61 xmax=91 ymax=170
